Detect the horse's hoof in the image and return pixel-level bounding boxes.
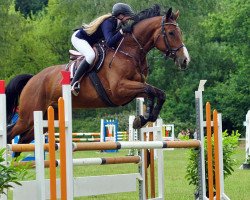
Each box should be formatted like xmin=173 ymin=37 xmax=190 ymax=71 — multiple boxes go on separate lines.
xmin=133 ymin=116 xmax=142 ymax=129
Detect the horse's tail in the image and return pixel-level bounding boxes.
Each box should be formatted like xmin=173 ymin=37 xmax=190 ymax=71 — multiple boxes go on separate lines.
xmin=6 ymin=74 xmax=33 ymax=124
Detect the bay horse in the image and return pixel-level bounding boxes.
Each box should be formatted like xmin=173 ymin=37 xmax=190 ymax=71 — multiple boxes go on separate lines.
xmin=6 ymin=6 xmax=190 ymax=146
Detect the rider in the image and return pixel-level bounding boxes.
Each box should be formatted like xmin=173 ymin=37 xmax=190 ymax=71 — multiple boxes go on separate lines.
xmin=71 ymin=3 xmax=135 ymax=96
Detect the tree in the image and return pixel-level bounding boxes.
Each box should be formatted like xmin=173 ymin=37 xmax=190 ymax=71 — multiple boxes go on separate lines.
xmin=15 ymin=0 xmax=48 ymax=18
xmin=0 ymin=1 xmax=27 ymax=81
xmin=201 ymin=0 xmax=250 ymax=133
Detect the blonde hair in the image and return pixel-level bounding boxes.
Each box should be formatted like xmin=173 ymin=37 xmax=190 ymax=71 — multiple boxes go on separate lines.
xmin=82 ymin=13 xmax=112 ymax=35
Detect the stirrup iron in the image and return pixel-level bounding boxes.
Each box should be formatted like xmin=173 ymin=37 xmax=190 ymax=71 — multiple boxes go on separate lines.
xmin=71 ymin=81 xmax=80 ymax=96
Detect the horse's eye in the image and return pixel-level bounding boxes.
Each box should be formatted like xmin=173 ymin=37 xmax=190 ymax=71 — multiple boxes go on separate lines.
xmin=169 ymin=31 xmax=174 ymax=36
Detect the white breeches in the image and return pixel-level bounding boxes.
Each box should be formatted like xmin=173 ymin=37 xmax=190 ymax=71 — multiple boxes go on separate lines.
xmin=71 ymin=31 xmax=95 ymax=64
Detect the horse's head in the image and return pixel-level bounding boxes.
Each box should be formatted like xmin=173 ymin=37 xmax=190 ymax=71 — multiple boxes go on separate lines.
xmin=153 ymin=8 xmax=190 ymax=70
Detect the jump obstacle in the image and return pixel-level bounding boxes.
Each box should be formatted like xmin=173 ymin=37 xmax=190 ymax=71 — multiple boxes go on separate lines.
xmin=11 ymin=114 xmax=126 ymax=160
xmin=241 ymin=110 xmax=250 ymax=169
xmin=0 ymin=76 xmax=231 ymax=200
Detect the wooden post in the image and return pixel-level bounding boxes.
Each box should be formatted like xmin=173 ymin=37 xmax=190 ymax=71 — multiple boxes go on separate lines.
xmin=206 ymin=103 xmax=214 ymax=200
xmin=144 ymin=132 xmax=148 ymax=199
xmin=149 ymin=132 xmax=155 ymax=198
xmin=48 ymin=106 xmax=57 ymax=200
xmin=213 ymin=110 xmax=221 ymax=200
xmin=59 ymin=98 xmax=67 ymax=200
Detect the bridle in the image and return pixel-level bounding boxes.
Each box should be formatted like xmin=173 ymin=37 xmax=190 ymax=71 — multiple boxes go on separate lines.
xmin=155 ymin=15 xmax=185 ymax=59
xmin=111 ymin=15 xmax=185 ymax=67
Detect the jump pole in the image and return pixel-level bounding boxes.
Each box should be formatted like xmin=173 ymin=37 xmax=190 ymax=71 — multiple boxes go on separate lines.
xmin=0 ymin=80 xmax=7 ymax=200
xmin=245 ymin=111 xmax=250 ymax=162
xmin=47 ymin=106 xmax=57 ymax=200
xmin=241 ymin=110 xmax=250 ymax=169
xmin=72 ymin=140 xmax=200 ymax=151
xmin=0 ymin=80 xmax=7 ymax=159
xmin=13 ymin=156 xmax=141 ymax=168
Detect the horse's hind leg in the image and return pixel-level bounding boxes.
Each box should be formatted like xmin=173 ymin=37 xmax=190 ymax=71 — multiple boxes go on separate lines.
xmin=7 ymin=119 xmax=32 ymax=144
xmin=13 ymin=112 xmax=51 ymax=158
xmin=18 ymin=128 xmax=35 ymax=144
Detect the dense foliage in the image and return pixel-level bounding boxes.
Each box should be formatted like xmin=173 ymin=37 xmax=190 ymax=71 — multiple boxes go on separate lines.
xmin=15 ymin=0 xmax=48 ymax=18
xmin=0 ymin=0 xmax=249 ymax=134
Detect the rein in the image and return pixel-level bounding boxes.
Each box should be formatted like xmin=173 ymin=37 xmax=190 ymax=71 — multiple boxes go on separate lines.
xmin=131 ymin=33 xmax=147 ymax=55
xmin=109 ymin=37 xmax=125 ymax=68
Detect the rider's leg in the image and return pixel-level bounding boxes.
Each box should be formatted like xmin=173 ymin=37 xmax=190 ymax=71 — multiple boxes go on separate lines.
xmin=71 ymin=31 xmax=95 ymax=95
xmin=71 ymin=60 xmax=90 ymax=94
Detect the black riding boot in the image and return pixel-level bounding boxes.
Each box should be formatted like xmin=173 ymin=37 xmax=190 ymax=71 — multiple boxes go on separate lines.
xmin=71 ymin=60 xmax=90 ymax=96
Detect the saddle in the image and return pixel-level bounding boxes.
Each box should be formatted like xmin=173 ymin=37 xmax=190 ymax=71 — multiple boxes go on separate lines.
xmin=66 ymin=43 xmax=117 ymax=107
xmin=66 ymin=43 xmax=106 ymax=79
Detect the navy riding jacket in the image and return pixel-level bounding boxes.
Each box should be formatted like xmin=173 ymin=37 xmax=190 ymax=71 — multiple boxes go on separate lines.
xmin=76 ymin=17 xmax=123 ymax=47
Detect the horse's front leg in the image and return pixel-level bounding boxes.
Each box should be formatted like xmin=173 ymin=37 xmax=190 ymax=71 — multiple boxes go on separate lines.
xmin=133 ymin=94 xmax=155 ymax=129
xmin=150 ymin=86 xmax=166 ymax=121
xmin=132 ymin=84 xmax=166 ymax=129
xmin=144 ymin=86 xmax=166 ymax=122
xmin=115 ymin=80 xmax=166 ymax=129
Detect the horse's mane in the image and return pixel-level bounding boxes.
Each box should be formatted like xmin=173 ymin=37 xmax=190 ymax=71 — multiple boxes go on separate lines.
xmin=132 ymin=4 xmax=162 ymax=25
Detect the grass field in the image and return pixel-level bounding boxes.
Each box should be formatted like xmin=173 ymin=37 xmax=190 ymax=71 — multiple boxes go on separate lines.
xmin=7 ymin=146 xmax=250 ymax=199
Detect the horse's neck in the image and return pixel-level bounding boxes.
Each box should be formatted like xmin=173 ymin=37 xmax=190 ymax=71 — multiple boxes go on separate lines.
xmin=120 ymin=17 xmax=160 ymax=57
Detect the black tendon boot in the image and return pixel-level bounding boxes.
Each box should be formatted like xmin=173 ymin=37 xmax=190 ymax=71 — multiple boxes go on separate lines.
xmin=71 ymin=60 xmax=90 ymax=96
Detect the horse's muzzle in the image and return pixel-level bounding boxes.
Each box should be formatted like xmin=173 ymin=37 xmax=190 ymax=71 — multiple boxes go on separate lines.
xmin=175 ymin=57 xmax=189 ymax=71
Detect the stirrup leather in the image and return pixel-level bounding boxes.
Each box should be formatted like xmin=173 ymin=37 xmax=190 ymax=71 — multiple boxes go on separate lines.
xmin=71 ymin=81 xmax=80 ymax=96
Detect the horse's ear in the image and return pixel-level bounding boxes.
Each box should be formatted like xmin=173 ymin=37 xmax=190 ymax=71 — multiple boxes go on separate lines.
xmin=173 ymin=10 xmax=179 ymax=20
xmin=166 ymin=7 xmax=172 ymax=19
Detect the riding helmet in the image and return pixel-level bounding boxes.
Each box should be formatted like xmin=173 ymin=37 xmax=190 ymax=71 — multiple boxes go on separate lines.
xmin=112 ymin=3 xmax=134 ymax=17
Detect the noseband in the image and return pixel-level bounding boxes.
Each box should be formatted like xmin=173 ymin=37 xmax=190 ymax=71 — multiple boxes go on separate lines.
xmin=157 ymin=15 xmax=185 ymax=59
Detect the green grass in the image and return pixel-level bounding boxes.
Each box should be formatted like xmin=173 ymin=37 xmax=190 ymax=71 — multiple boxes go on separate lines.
xmin=224 ymin=148 xmax=250 ymax=200
xmin=7 ymin=147 xmax=250 ymax=199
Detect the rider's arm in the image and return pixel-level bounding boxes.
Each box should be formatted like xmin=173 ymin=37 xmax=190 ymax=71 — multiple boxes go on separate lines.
xmin=101 ymin=19 xmax=123 ymax=47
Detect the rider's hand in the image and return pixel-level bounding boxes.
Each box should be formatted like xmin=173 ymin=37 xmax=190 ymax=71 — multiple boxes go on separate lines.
xmin=121 ymin=20 xmax=134 ymax=34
